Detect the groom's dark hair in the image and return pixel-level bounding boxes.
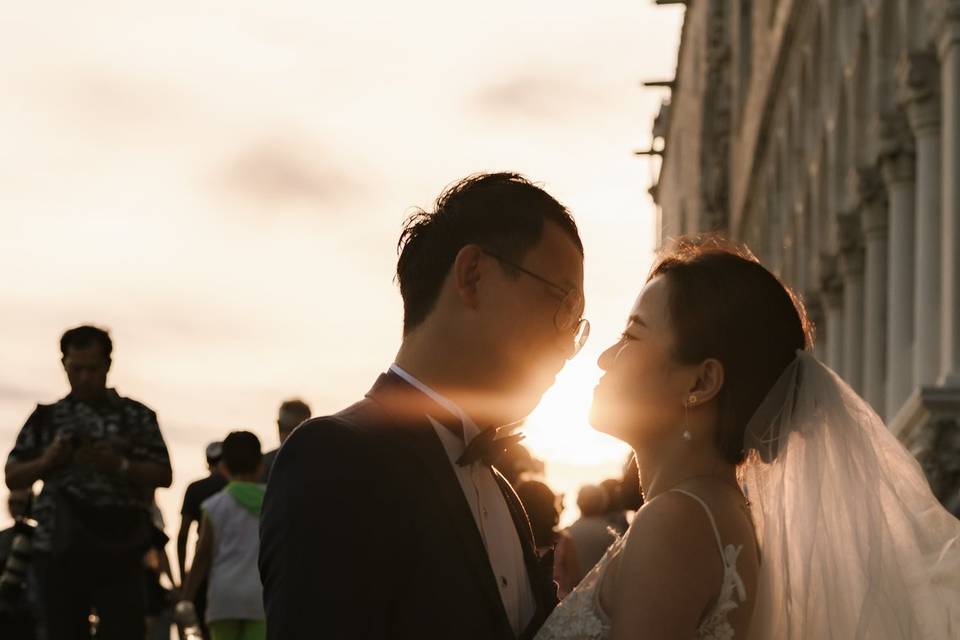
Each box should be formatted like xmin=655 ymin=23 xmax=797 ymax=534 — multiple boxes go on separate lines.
xmin=396 ymin=172 xmax=582 ymax=334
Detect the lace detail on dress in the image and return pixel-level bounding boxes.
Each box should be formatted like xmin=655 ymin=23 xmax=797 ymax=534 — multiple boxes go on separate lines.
xmin=696 ymin=543 xmax=746 ymax=640
xmin=534 ymin=490 xmax=747 ymax=640
xmin=533 ymin=531 xmax=624 ymax=640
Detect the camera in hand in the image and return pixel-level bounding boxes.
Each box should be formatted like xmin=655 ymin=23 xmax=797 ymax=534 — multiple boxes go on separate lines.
xmin=0 ymin=519 xmax=36 ymax=603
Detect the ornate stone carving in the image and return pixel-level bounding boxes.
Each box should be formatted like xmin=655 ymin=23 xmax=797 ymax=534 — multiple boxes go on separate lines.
xmin=897 ymin=50 xmax=941 ymax=138
xmin=849 ymin=167 xmax=889 ymax=237
xmin=880 ymin=152 xmax=917 ymax=187
xmin=820 ymin=252 xmax=845 ymax=306
xmin=926 ymin=0 xmax=960 ymax=57
xmin=853 ymin=166 xmax=885 ymax=206
xmin=897 ymin=50 xmax=939 ymax=108
xmin=837 ymin=210 xmax=866 ymax=275
xmin=877 ymin=109 xmax=917 ymax=185
xmin=905 ymin=413 xmax=960 ymax=516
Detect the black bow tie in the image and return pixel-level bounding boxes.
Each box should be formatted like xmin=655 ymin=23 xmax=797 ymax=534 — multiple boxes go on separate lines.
xmin=456 ymin=427 xmax=525 ymax=467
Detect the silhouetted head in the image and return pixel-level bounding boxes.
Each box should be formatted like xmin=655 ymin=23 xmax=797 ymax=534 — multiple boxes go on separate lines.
xmin=60 ymin=325 xmax=113 ymax=402
xmin=592 ymin=236 xmax=812 ymax=465
xmin=598 ymin=478 xmax=623 ymax=514
xmin=396 ymin=172 xmax=585 ymax=424
xmin=205 ymin=441 xmax=223 ymax=471
xmin=515 ymin=480 xmax=560 ymax=548
xmin=220 ymin=431 xmax=263 ymax=479
xmin=575 ymin=484 xmax=608 ymax=518
xmin=277 ymin=399 xmax=311 ymax=443
xmin=619 ymin=454 xmax=644 ymax=510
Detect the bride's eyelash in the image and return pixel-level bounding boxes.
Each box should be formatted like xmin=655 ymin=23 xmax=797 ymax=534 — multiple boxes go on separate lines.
xmin=620 ymin=332 xmax=636 ymax=342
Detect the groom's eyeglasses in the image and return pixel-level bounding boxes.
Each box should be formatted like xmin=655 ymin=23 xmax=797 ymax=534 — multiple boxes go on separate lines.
xmin=483 ymin=250 xmax=590 ymax=357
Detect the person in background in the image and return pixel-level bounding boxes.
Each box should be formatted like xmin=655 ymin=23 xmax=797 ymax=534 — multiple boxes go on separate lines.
xmin=619 ymin=454 xmax=644 ymax=512
xmin=0 ymin=490 xmax=37 ymax=639
xmin=259 ymin=400 xmax=311 ymax=483
xmin=144 ymin=501 xmax=176 ymax=640
xmin=493 ymin=441 xmax=545 ymax=486
xmin=177 ymin=441 xmax=226 ymax=638
xmin=564 ymin=485 xmax=617 ymax=586
xmin=515 ymin=480 xmax=580 ymax=599
xmin=4 ymin=325 xmax=172 ymax=640
xmin=599 ymin=478 xmax=629 ymax=536
xmin=182 ymin=431 xmax=266 ymax=640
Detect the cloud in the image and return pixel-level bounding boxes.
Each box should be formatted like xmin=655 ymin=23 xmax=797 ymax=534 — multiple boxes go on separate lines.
xmin=0 ymin=384 xmax=38 ymax=403
xmin=469 ymin=68 xmax=608 ymax=123
xmin=5 ymin=62 xmax=187 ymax=138
xmin=216 ymin=136 xmax=363 ymax=209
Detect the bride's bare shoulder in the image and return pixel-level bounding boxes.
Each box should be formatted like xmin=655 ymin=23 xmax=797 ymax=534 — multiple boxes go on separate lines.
xmin=622 ymin=491 xmax=724 ymax=562
xmin=616 ymin=492 xmax=725 ymax=594
xmin=599 ymin=492 xmax=731 ymax=637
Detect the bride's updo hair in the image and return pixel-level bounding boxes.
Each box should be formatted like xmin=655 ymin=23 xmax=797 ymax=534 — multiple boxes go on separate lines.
xmin=649 ymin=235 xmax=814 ymax=465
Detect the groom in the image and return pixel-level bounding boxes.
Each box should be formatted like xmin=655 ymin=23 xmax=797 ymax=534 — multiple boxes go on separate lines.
xmin=259 ymin=172 xmax=588 ymax=639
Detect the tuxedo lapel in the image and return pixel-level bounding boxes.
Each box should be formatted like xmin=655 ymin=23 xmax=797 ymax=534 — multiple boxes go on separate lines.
xmin=492 ymin=469 xmax=559 ymax=639
xmin=366 ymin=373 xmax=515 ymax=639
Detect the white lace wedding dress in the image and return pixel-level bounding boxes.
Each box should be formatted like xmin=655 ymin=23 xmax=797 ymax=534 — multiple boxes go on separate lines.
xmin=535 ymin=489 xmax=747 ymax=640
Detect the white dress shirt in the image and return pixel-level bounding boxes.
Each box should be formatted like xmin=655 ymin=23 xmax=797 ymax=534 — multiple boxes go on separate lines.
xmin=389 ymin=364 xmax=536 ymax=637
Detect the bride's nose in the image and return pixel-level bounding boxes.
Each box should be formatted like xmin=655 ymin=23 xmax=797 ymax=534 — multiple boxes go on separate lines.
xmin=597 ymin=342 xmax=620 ymax=372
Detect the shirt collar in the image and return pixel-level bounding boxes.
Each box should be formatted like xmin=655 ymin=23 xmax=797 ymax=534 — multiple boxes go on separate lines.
xmin=388 ymin=363 xmax=481 ymax=445
xmin=65 ymin=388 xmax=122 ymax=409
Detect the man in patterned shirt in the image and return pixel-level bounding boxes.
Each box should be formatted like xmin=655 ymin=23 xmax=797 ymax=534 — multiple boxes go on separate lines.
xmin=4 ymin=325 xmax=172 ymax=639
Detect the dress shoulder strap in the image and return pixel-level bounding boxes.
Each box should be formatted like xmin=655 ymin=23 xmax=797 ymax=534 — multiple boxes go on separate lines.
xmin=670 ymin=489 xmax=726 ymax=562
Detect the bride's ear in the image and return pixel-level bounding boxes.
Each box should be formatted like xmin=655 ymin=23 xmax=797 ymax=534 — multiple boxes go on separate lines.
xmin=688 ymin=358 xmax=724 ymax=405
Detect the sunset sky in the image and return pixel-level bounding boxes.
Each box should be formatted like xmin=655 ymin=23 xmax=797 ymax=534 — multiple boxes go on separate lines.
xmin=0 ymin=2 xmax=683 ymax=533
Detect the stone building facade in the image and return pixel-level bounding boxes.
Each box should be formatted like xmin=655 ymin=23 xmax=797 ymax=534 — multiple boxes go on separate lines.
xmin=649 ymin=0 xmax=960 ymax=513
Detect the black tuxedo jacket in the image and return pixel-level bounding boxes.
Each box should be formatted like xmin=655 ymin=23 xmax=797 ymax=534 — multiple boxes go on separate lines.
xmin=259 ymin=372 xmax=559 ymax=639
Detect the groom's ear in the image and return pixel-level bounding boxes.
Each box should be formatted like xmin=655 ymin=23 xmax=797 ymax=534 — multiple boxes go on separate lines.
xmin=689 ymin=358 xmax=724 ymax=405
xmin=452 ymin=245 xmax=484 ymax=309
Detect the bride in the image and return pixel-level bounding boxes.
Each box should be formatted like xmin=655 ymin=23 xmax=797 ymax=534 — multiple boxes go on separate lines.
xmin=536 ymin=237 xmax=960 ymax=640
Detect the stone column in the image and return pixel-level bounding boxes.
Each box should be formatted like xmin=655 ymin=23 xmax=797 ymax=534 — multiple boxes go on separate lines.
xmin=820 ymin=254 xmax=846 ymax=376
xmin=794 ymin=203 xmax=809 ymax=294
xmin=879 ymin=111 xmax=917 ymax=419
xmin=899 ymin=50 xmax=942 ymax=387
xmin=857 ymin=168 xmax=890 ymax=415
xmin=936 ymin=1 xmax=960 ymax=385
xmin=839 ymin=211 xmax=866 ymax=394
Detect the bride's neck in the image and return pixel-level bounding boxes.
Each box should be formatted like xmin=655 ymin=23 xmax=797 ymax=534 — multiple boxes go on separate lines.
xmin=635 ymin=443 xmax=737 ymax=503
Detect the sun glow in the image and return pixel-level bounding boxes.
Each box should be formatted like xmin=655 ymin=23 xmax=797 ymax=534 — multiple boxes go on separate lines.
xmin=522 ymin=353 xmax=629 ymax=467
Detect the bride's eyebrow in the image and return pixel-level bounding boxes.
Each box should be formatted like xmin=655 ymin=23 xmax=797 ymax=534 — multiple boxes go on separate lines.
xmin=627 ymin=314 xmax=647 ymax=329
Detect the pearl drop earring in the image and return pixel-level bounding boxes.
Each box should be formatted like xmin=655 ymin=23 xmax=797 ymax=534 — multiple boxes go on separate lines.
xmin=682 ymin=395 xmax=696 ymax=442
